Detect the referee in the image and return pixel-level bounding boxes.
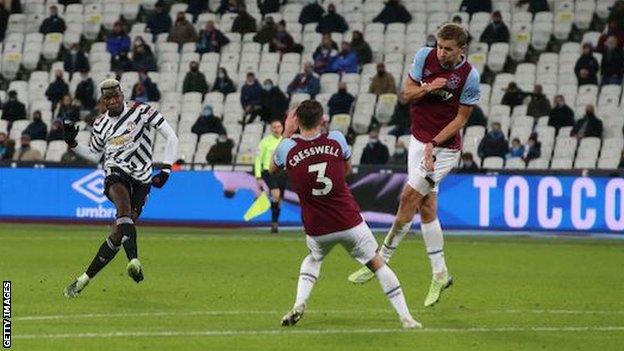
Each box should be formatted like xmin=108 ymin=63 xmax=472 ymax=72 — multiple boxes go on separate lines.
xmin=255 ymin=119 xmax=286 ymax=233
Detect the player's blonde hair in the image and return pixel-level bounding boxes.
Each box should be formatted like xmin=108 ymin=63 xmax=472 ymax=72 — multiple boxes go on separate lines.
xmin=436 ymin=23 xmax=468 ymax=47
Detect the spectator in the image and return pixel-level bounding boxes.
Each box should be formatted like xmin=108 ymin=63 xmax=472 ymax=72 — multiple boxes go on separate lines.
xmin=45 ymin=69 xmax=70 ymax=110
xmin=478 ymin=122 xmax=508 ymax=158
xmin=186 ymin=0 xmax=206 ymax=22
xmin=39 ymin=5 xmax=65 ymax=34
xmin=146 ymin=1 xmax=172 ymax=38
xmin=206 ymin=132 xmax=234 ymax=164
xmin=23 ymin=111 xmax=47 ymax=140
xmin=253 ymin=16 xmax=276 ymax=45
xmin=452 ymin=15 xmax=473 ymax=44
xmin=72 ymin=72 xmax=95 ymax=111
xmin=388 ymin=140 xmax=407 ymax=165
xmin=55 ymin=95 xmax=80 ymax=122
xmin=240 ymin=72 xmax=263 ymax=119
xmin=258 ymin=0 xmax=280 ymax=16
xmin=13 ymin=134 xmax=42 ymax=161
xmin=369 ymin=63 xmax=397 ymax=95
xmin=459 ymin=0 xmax=492 ymax=15
xmin=600 ymin=35 xmax=624 ymax=86
xmin=571 ymin=105 xmax=603 ymax=139
xmin=457 ymin=152 xmax=480 ymax=173
xmin=287 ymin=62 xmax=320 ymax=96
xmin=131 ymin=82 xmax=151 ymax=103
xmin=0 ymin=5 xmax=8 ymax=42
xmin=608 ymin=1 xmax=624 ymax=33
xmin=182 ymin=61 xmax=209 ymax=95
xmin=501 ymin=82 xmax=526 ymax=111
xmin=312 ymin=33 xmax=338 ymax=74
xmin=516 ymin=0 xmax=549 ymax=14
xmin=372 ymin=0 xmax=411 ymax=24
xmin=548 ymin=95 xmax=575 ymax=132
xmin=425 ymin=34 xmax=437 ymax=48
xmin=0 ymin=132 xmax=14 ymax=160
xmin=619 ymin=150 xmax=624 ymax=169
xmin=132 ymin=71 xmax=160 ymax=102
xmin=245 ymin=79 xmax=289 ymax=124
xmin=299 ymin=0 xmax=324 ymax=25
xmin=526 ymin=84 xmax=551 ymax=118
xmin=597 ymin=21 xmax=624 ymax=51
xmin=217 ymin=0 xmax=243 ymax=15
xmin=480 ymin=11 xmax=510 ymax=46
xmin=47 ymin=120 xmax=64 ymax=141
xmin=360 ymin=128 xmax=389 ymax=164
xmin=1 ymin=91 xmax=27 ymax=125
xmin=524 ymin=133 xmax=541 ymax=162
xmin=63 ymin=44 xmax=89 ymax=76
xmin=131 ymin=37 xmax=157 ymax=72
xmin=111 ymin=51 xmax=133 ymax=73
xmin=196 ymin=21 xmax=230 ymax=54
xmin=270 ymin=21 xmax=299 ymax=54
xmin=328 ymin=82 xmax=354 ymax=116
xmin=231 ymin=5 xmax=257 ymax=35
xmin=61 ymin=146 xmax=91 ymax=165
xmin=106 ymin=21 xmax=131 ymax=56
xmin=574 ymin=43 xmax=600 ymax=85
xmin=466 ymin=105 xmax=487 ymax=127
xmin=168 ymin=12 xmax=198 ymax=47
xmin=316 ymin=3 xmax=348 ymax=34
xmin=350 ymin=31 xmax=373 ymax=65
xmin=388 ymin=95 xmax=410 ymax=137
xmin=506 ymin=138 xmax=525 ymax=160
xmin=327 ymin=41 xmax=358 ymax=73
xmin=191 ymin=105 xmax=225 ymax=135
xmin=212 ymin=67 xmax=236 ymax=95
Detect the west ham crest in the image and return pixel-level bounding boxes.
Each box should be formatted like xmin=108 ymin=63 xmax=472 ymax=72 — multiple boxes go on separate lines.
xmin=447 ymin=73 xmax=462 ymax=90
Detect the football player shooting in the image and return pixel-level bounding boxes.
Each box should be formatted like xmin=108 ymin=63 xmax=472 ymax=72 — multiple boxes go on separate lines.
xmin=62 ymin=79 xmax=179 ymax=298
xmin=271 ymin=101 xmax=420 ymax=329
xmin=348 ymin=23 xmax=481 ymax=308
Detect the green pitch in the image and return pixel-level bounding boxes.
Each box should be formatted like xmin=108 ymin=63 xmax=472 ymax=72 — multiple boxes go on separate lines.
xmin=1 ymin=224 xmax=624 ymax=350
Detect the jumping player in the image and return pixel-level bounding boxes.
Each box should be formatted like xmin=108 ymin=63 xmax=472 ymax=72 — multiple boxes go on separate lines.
xmin=348 ymin=23 xmax=481 ymax=308
xmin=273 ymin=100 xmax=420 ymax=329
xmin=62 ymin=79 xmax=179 ymax=297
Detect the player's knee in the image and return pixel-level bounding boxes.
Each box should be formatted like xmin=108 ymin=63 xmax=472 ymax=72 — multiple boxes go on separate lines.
xmin=420 ymin=204 xmax=437 ymax=223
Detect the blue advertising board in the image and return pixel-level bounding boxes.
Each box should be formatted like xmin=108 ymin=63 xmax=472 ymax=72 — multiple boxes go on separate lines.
xmin=0 ymin=168 xmax=622 ymax=233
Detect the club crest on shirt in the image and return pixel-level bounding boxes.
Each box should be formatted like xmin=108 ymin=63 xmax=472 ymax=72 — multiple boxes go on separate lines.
xmin=127 ymin=121 xmax=136 ymax=132
xmin=447 ymin=73 xmax=462 ymax=90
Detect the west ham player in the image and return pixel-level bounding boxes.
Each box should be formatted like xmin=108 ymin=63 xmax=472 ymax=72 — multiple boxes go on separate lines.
xmin=348 ymin=23 xmax=480 ymax=307
xmin=272 ymin=100 xmax=420 ymax=328
xmin=62 ymin=79 xmax=179 ymax=297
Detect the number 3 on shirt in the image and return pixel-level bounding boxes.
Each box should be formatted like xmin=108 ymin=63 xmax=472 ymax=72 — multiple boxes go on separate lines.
xmin=308 ymin=162 xmax=333 ymax=196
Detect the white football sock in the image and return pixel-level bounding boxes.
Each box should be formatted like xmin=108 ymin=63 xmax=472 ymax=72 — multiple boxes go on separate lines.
xmin=375 ymin=265 xmax=412 ymax=319
xmin=294 ymin=254 xmax=322 ymax=307
xmin=421 ymin=218 xmax=447 ymax=277
xmin=379 ymin=220 xmax=412 ymax=262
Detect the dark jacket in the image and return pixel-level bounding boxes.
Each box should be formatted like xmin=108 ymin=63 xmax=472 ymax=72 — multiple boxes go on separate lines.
xmin=571 ymin=113 xmax=603 ymax=138
xmin=459 ymin=0 xmax=492 ymax=14
xmin=299 ymin=3 xmax=324 ymax=25
xmin=316 ymin=12 xmax=348 ymax=33
xmin=525 ymin=142 xmax=541 ymax=161
xmin=269 ymin=31 xmax=296 ymax=53
xmin=231 ymin=13 xmax=257 ymax=34
xmin=39 ymin=15 xmax=66 ymax=34
xmin=253 ymin=24 xmax=277 ymax=45
xmin=372 ymin=2 xmax=412 ymax=24
xmin=111 ymin=52 xmax=133 ymax=72
xmin=0 ymin=6 xmax=9 ymax=42
xmin=2 ymin=100 xmax=27 ymax=122
xmin=75 ymin=78 xmax=96 ymax=110
xmin=47 ymin=123 xmax=64 ymax=141
xmin=56 ymin=104 xmax=80 ymax=122
xmin=388 ymin=150 xmax=408 ymax=165
xmin=601 ymin=47 xmax=624 ymax=78
xmin=501 ymin=90 xmax=526 ymax=110
xmin=360 ymin=140 xmax=389 ymax=164
xmin=478 ymin=131 xmax=508 ymax=158
xmin=328 ymin=90 xmax=354 ymax=116
xmin=106 ymin=33 xmax=131 ymax=56
xmin=517 ymin=0 xmax=549 ymax=13
xmin=466 ymin=105 xmax=487 ymax=127
xmin=132 ymin=48 xmax=158 ymax=72
xmin=527 ymin=94 xmax=551 ymax=117
xmin=388 ymin=100 xmax=410 ymax=137
xmin=186 ymin=0 xmax=207 ymax=21
xmin=147 ymin=11 xmax=172 ymax=36
xmin=287 ymin=73 xmax=320 ymax=96
xmin=183 ymin=71 xmax=209 ymax=95
xmin=351 ymin=38 xmax=373 ymax=65
xmin=206 ymin=139 xmax=234 ymax=164
xmin=241 ymin=80 xmax=263 ymax=108
xmin=574 ymin=53 xmax=600 ymax=85
xmin=480 ymin=22 xmax=510 ymax=45
xmin=212 ymin=76 xmax=236 ymax=95
xmin=45 ymin=78 xmax=70 ymax=107
xmin=260 ymin=87 xmax=289 ymax=122
xmin=258 ymin=0 xmax=281 ymax=15
xmin=191 ymin=115 xmax=225 ymax=135
xmin=131 ymin=78 xmax=161 ymax=102
xmin=197 ymin=29 xmax=230 ymax=54
xmin=63 ymin=51 xmax=90 ymax=74
xmin=548 ymin=104 xmax=575 ymax=131
xmin=24 ymin=120 xmax=47 ymax=140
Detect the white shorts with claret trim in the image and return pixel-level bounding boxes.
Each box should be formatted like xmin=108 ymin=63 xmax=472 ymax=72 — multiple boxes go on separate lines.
xmin=306 ymin=221 xmax=378 ymax=265
xmin=407 ymin=136 xmax=460 ymax=195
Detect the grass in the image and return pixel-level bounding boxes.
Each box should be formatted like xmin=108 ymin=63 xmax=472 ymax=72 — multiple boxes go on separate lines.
xmin=1 ymin=223 xmax=624 ymax=350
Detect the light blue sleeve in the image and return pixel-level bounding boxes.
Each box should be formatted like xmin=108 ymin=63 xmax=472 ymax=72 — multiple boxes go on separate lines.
xmin=328 ymin=131 xmax=352 ymax=160
xmin=409 ymin=47 xmax=434 ymax=82
xmin=459 ymin=67 xmax=481 ymax=106
xmin=273 ymin=138 xmax=296 ymax=168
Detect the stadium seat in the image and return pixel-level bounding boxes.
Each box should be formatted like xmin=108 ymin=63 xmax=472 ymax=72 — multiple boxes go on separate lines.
xmin=505 ymin=158 xmax=526 ymax=169
xmin=375 ymin=94 xmax=397 ymax=124
xmin=482 ymin=156 xmax=504 ymax=169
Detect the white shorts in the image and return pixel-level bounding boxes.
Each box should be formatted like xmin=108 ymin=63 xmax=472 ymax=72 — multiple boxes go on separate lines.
xmin=305 ymin=221 xmax=378 ymax=265
xmin=407 ymin=136 xmax=460 ymax=194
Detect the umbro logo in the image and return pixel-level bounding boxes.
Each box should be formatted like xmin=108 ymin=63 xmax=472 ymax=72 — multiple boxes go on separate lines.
xmin=72 ymin=170 xmax=108 ymax=204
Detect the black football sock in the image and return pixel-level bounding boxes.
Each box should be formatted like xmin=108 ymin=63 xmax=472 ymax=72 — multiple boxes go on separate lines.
xmin=271 ymin=201 xmax=281 ymax=223
xmin=85 ymin=237 xmax=120 ymax=278
xmin=118 ymin=216 xmax=138 ymax=261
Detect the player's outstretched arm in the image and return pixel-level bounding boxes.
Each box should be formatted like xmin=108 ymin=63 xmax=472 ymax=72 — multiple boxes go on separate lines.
xmin=62 ymin=120 xmax=103 ymax=163
xmin=152 ymin=120 xmax=178 ymax=188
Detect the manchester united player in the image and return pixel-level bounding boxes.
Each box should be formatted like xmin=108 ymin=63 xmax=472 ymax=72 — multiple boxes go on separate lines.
xmin=272 ymin=100 xmax=420 ymax=329
xmin=348 ymin=23 xmax=481 ymax=308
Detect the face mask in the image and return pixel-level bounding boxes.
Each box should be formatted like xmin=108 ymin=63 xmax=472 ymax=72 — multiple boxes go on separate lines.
xmin=338 ymin=88 xmax=347 ymax=93
xmin=218 ymin=72 xmax=225 ymax=79
xmin=34 ymin=116 xmax=42 ymax=122
xmin=190 ymin=66 xmax=198 ymax=72
xmin=218 ymin=136 xmax=227 ymax=142
xmin=377 ymin=70 xmax=385 ymax=75
xmin=395 ymin=148 xmax=405 ymax=155
xmin=263 ymin=84 xmax=272 ymax=91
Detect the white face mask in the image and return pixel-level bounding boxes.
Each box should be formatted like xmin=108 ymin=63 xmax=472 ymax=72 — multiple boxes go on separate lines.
xmin=218 ymin=136 xmax=227 ymax=142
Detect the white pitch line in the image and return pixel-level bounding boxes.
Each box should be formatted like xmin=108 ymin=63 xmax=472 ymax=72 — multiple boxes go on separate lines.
xmin=14 ymin=308 xmax=624 ymax=322
xmin=13 ymin=326 xmax=624 ymax=340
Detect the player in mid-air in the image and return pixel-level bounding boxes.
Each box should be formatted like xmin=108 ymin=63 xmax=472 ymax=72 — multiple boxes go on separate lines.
xmin=62 ymin=79 xmax=179 ymax=297
xmin=272 ymin=100 xmax=420 ymax=328
xmin=348 ymin=23 xmax=481 ymax=307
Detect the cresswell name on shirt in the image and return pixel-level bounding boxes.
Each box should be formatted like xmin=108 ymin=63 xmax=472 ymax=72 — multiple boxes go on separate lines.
xmin=288 ymin=145 xmax=340 ymax=167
